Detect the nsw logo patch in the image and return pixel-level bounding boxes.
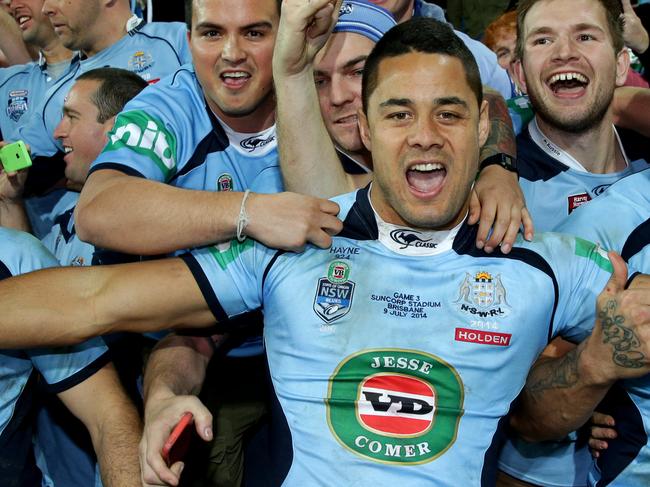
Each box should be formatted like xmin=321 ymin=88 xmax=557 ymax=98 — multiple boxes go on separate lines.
xmin=6 ymin=90 xmax=28 ymax=122
xmin=327 ymin=349 xmax=464 ymax=465
xmin=313 ymin=260 xmax=355 ymax=323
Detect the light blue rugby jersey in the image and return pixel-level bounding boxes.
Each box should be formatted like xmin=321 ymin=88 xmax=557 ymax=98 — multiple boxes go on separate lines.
xmin=499 ymin=125 xmax=648 ymax=487
xmin=518 ymin=122 xmax=649 ymax=233
xmin=555 ymin=169 xmax=650 ymax=487
xmin=90 ymin=66 xmax=282 ymax=196
xmin=17 ymin=18 xmax=191 ymax=157
xmin=0 ymin=56 xmax=72 ymax=141
xmin=0 ymin=227 xmax=109 ymax=484
xmin=180 ymin=186 xmax=612 ymax=486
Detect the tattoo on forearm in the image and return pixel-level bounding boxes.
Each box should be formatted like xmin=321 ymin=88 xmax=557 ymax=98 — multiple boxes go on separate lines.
xmin=526 ymin=348 xmax=581 ymax=393
xmin=599 ymin=298 xmax=644 ymax=368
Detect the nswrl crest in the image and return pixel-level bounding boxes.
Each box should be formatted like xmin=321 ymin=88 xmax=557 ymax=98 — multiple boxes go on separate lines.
xmin=456 ymin=271 xmax=509 ymax=309
xmin=313 ymin=261 xmax=355 ymax=323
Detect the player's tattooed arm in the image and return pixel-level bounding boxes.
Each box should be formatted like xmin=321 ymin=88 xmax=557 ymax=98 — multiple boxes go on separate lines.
xmin=469 ymin=87 xmax=532 ymax=254
xmin=511 ymin=255 xmax=650 ymax=442
xmin=478 ymin=88 xmax=517 ymax=160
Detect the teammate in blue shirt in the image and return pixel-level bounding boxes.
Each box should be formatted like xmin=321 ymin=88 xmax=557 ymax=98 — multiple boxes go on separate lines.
xmin=499 ymin=1 xmax=650 ymax=485
xmin=0 ymin=227 xmax=142 ymax=486
xmin=0 ymin=18 xmax=646 ymax=487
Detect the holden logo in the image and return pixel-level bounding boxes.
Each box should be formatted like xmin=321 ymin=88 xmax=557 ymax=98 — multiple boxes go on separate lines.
xmin=390 ymin=229 xmax=437 ymax=250
xmin=240 ymin=134 xmax=275 ymax=152
xmin=327 ymin=349 xmax=463 ymax=465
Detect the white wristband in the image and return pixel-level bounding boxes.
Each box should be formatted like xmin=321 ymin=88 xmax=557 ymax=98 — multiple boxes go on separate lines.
xmin=236 ymin=190 xmax=251 ymax=242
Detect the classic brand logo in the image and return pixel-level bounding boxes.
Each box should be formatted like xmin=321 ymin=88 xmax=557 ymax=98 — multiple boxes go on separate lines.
xmin=105 ymin=111 xmax=177 ymax=179
xmin=455 ymin=271 xmax=510 ymax=317
xmin=240 ymin=134 xmax=275 ymax=152
xmin=591 ymin=184 xmax=610 ymax=197
xmin=314 ymin=261 xmax=354 ymax=323
xmin=389 ymin=229 xmax=437 ymax=250
xmin=327 ymin=349 xmax=463 ymax=465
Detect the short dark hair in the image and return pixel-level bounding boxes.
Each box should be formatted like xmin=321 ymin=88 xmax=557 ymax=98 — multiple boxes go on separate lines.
xmin=184 ymin=0 xmax=283 ymax=29
xmin=362 ymin=18 xmax=483 ymax=114
xmin=516 ymin=0 xmax=624 ymax=60
xmin=76 ymin=68 xmax=148 ymax=123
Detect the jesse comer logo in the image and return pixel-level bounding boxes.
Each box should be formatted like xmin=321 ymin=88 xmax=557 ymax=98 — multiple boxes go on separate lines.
xmin=389 ymin=229 xmax=437 ymax=250
xmin=327 ymin=349 xmax=464 ymax=465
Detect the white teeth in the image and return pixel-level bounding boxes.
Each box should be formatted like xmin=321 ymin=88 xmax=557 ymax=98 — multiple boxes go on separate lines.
xmin=63 ymin=147 xmax=73 ymax=153
xmin=549 ymin=72 xmax=588 ymax=84
xmin=222 ymin=72 xmax=248 ymax=78
xmin=411 ymin=163 xmax=443 ymax=172
xmin=18 ymin=16 xmax=30 ymax=24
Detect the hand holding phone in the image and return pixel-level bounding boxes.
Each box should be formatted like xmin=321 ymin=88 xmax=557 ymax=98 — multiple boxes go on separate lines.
xmin=0 ymin=141 xmax=32 ymax=172
xmin=161 ymin=412 xmax=195 ymax=467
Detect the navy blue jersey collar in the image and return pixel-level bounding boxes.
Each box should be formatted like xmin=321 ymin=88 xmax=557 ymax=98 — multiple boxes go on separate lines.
xmin=339 ymin=185 xmax=479 ymax=253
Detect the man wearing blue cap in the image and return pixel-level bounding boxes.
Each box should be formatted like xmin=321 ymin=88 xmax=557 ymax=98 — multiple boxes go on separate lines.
xmin=274 ymin=0 xmax=533 ymax=255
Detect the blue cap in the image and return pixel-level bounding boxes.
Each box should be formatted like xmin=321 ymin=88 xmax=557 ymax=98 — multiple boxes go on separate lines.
xmin=333 ymin=0 xmax=396 ymax=43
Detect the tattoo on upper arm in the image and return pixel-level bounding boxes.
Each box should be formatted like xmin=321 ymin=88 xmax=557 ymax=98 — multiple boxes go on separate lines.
xmin=599 ymin=298 xmax=644 ymax=368
xmin=480 ymin=92 xmax=516 ymax=160
xmin=526 ymin=348 xmax=581 ymax=393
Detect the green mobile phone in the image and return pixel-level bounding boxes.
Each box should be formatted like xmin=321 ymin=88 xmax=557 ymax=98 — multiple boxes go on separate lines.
xmin=0 ymin=141 xmax=32 ymax=172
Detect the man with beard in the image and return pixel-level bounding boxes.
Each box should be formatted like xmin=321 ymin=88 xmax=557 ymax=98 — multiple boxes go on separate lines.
xmin=498 ymin=1 xmax=649 ymax=486
xmin=512 ymin=0 xmax=648 ymax=232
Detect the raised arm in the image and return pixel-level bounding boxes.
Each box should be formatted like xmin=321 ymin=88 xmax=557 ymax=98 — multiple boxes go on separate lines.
xmin=0 ymin=257 xmax=216 ymax=348
xmin=511 ymin=254 xmax=650 ymax=441
xmin=141 ymin=333 xmax=220 ymax=487
xmin=273 ymin=0 xmax=358 ymax=198
xmin=75 ymin=170 xmax=342 ymax=254
xmin=58 ymin=362 xmax=142 ymax=487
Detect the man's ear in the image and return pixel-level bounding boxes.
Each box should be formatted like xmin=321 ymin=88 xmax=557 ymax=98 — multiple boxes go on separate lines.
xmin=615 ymin=48 xmax=630 ymax=88
xmin=357 ymin=107 xmax=372 ymax=152
xmin=513 ymin=59 xmax=528 ymax=94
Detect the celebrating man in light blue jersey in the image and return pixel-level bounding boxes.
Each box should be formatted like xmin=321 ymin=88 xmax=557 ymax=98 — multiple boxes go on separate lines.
xmin=0 ymin=17 xmax=648 ymax=487
xmin=0 ymin=228 xmax=142 ymax=486
xmin=498 ymin=1 xmax=650 ymax=485
xmin=274 ymin=0 xmax=532 ymax=256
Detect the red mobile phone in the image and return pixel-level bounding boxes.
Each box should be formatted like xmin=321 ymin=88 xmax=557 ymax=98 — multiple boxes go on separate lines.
xmin=161 ymin=412 xmax=194 ymax=466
